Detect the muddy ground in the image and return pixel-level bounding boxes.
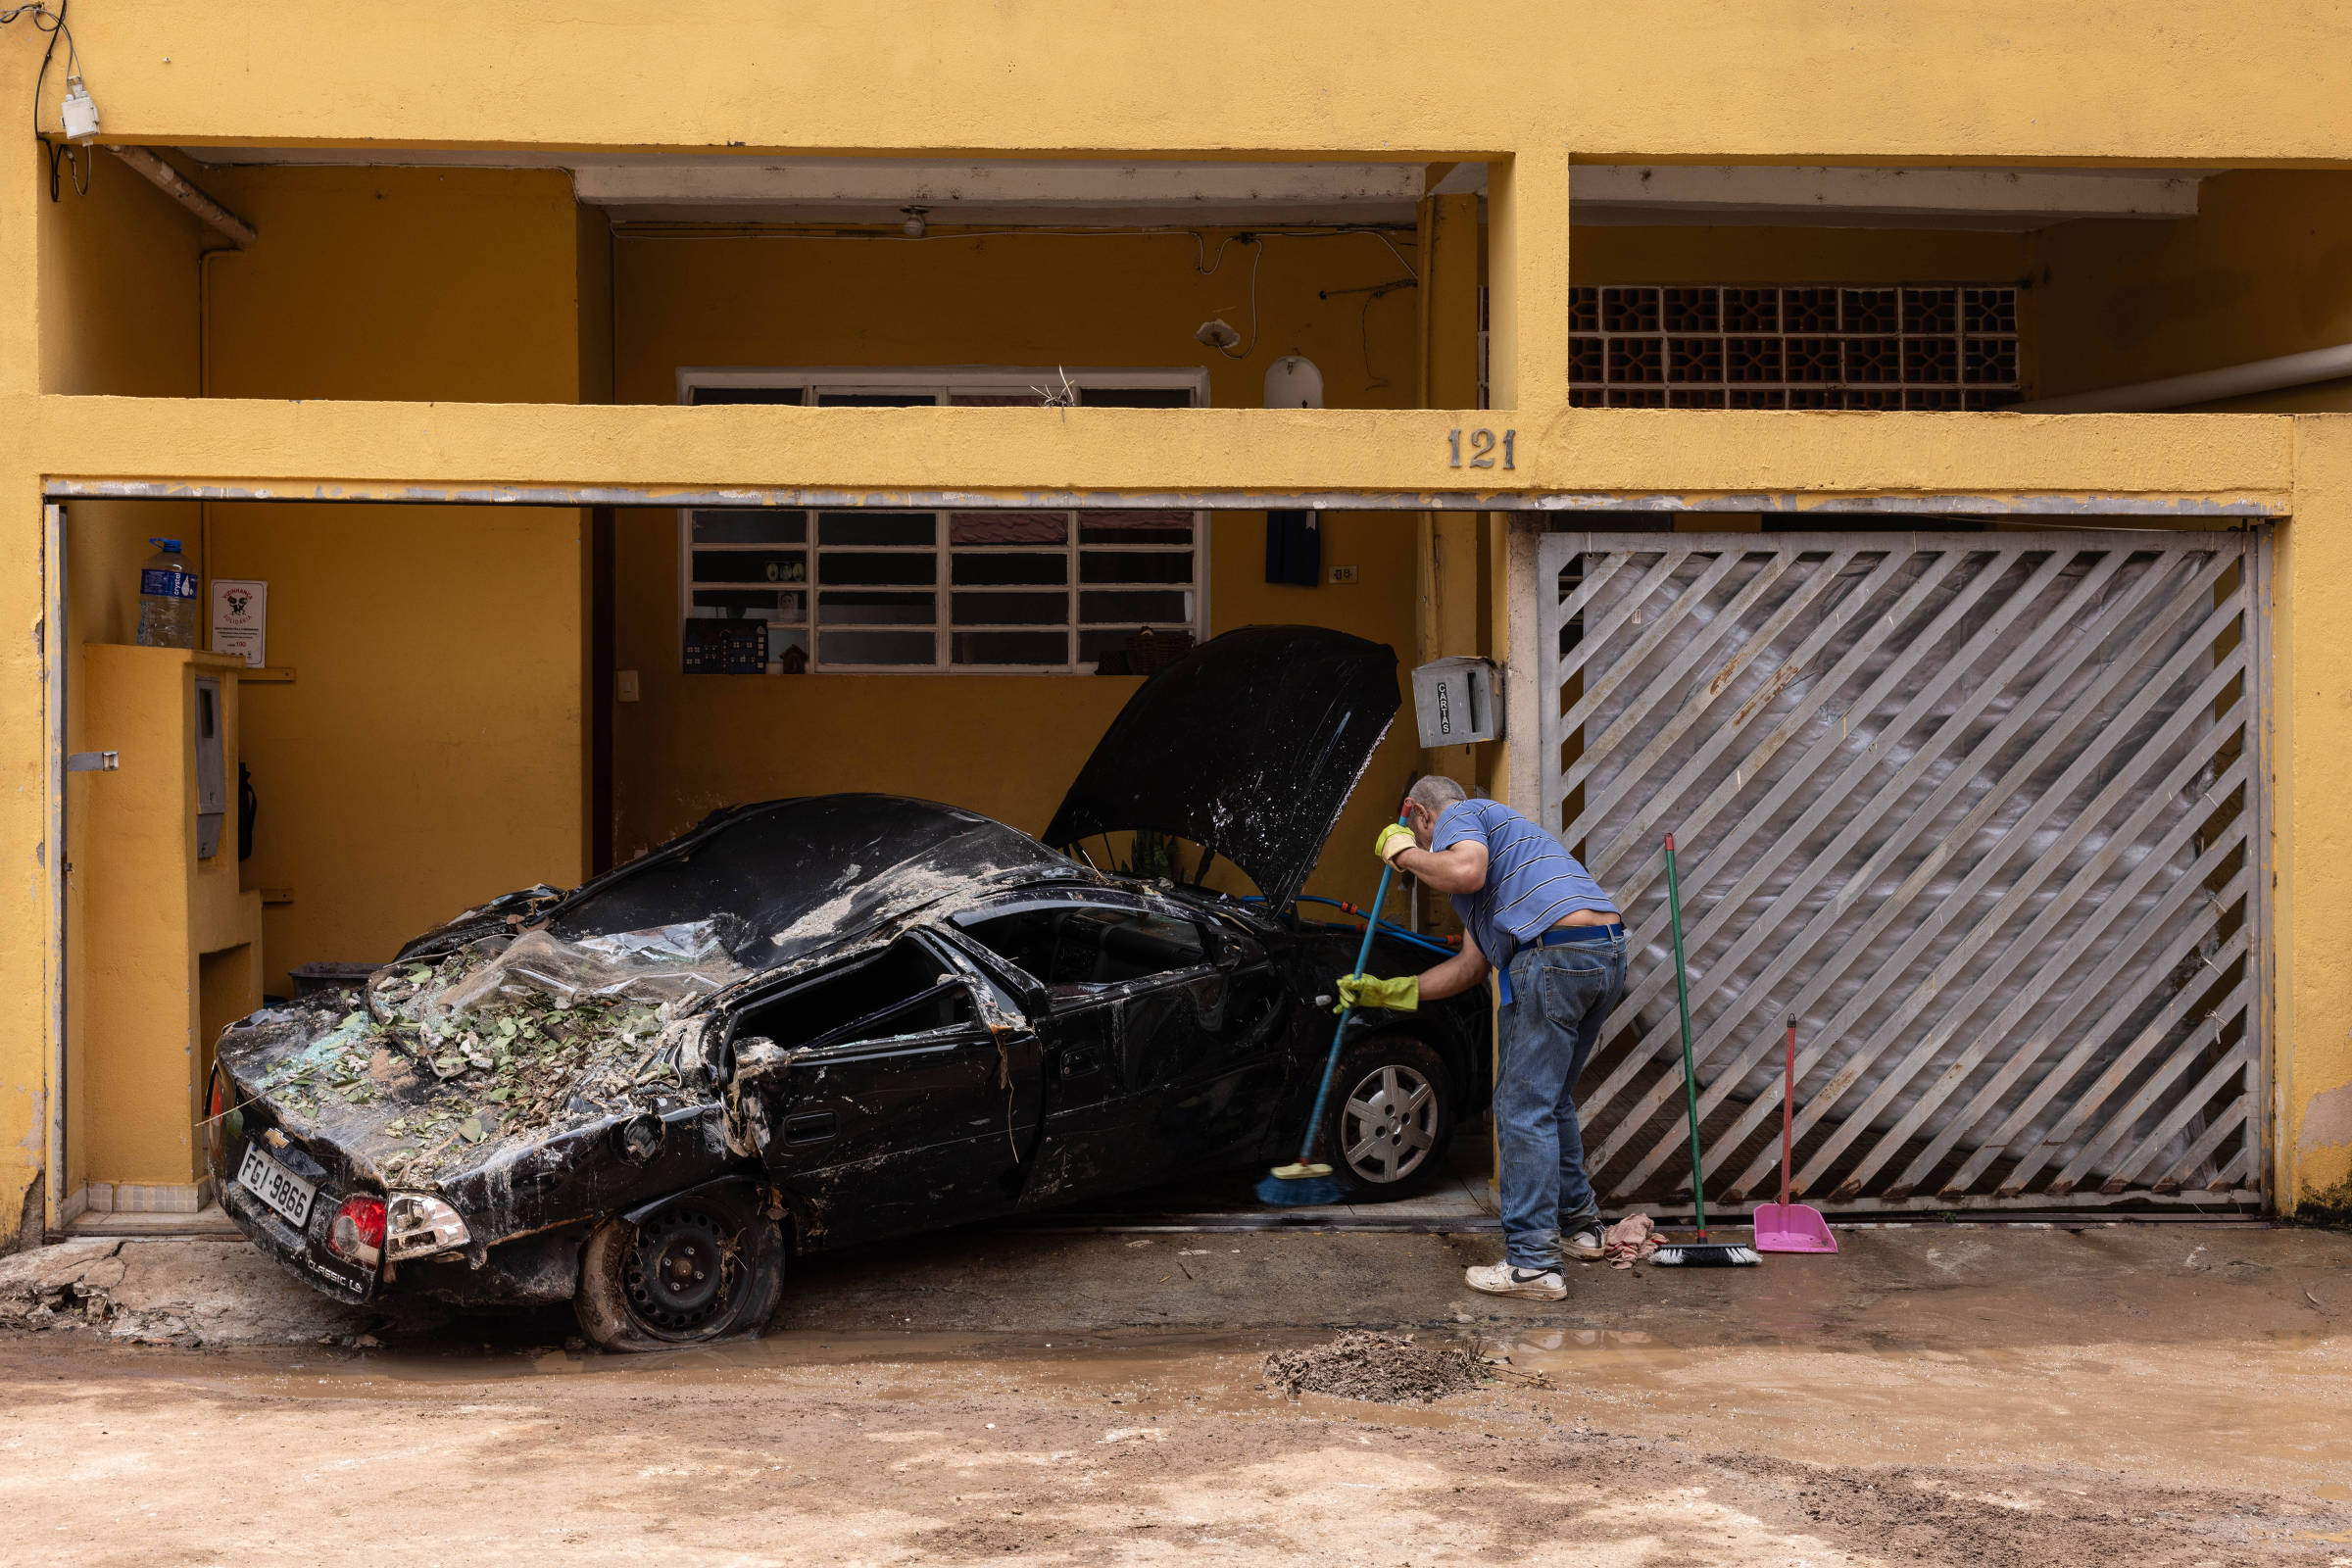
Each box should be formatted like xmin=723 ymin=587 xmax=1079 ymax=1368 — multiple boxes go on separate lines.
xmin=1 ymin=1219 xmax=2348 ymax=1565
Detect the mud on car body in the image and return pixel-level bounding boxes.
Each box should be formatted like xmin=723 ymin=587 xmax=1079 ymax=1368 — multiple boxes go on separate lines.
xmin=210 ymin=627 xmax=1492 ymax=1349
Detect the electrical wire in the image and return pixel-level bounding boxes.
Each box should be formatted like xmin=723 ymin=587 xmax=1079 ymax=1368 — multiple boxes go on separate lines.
xmin=1206 ymin=234 xmax=1265 ymax=361
xmin=3 ymin=0 xmax=89 ymax=198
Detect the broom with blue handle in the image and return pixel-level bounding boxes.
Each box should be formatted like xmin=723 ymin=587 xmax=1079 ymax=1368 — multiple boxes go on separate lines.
xmin=1257 ymin=809 xmax=1412 ymax=1207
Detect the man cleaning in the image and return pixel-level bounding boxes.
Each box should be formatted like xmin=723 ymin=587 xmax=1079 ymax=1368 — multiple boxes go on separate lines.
xmin=1338 ymin=775 xmax=1626 ymax=1300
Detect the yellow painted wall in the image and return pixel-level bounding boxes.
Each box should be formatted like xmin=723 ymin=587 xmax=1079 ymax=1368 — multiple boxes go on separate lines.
xmin=2278 ymin=420 xmax=2352 ymax=1208
xmin=10 ymin=0 xmax=2352 ymax=1232
xmin=54 ymin=3 xmax=2352 ymax=161
xmin=196 ymin=168 xmax=595 ymax=993
xmin=75 ymin=646 xmax=261 ymax=1196
xmin=2036 ymin=172 xmax=2352 ymax=411
xmin=22 ymin=139 xmax=210 ymax=1239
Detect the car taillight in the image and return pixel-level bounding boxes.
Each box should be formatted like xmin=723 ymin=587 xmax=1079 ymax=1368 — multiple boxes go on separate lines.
xmin=327 ymin=1195 xmax=387 ymax=1268
xmin=205 ymin=1068 xmax=240 ymax=1173
xmin=384 ymin=1193 xmax=471 ymax=1261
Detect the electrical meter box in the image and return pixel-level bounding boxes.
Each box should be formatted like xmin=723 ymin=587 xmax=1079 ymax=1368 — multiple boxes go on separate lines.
xmin=1410 ymin=657 xmax=1503 ymax=747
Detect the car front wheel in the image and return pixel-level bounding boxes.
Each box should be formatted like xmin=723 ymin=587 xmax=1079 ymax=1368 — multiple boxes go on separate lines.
xmin=1319 ymin=1037 xmax=1455 ymax=1200
xmin=575 ymin=1187 xmax=785 ymax=1351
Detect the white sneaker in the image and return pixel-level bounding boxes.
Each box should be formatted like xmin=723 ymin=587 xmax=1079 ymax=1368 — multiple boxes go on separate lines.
xmin=1464 ymin=1261 xmax=1566 ymax=1300
xmin=1561 ymin=1221 xmax=1607 ymax=1261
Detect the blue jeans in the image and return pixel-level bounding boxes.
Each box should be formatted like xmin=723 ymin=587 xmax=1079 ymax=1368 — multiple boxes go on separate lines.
xmin=1494 ymin=933 xmax=1627 ymax=1270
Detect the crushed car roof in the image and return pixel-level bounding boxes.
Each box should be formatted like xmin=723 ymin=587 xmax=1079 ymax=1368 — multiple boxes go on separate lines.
xmin=551 ymin=794 xmax=1091 ymax=972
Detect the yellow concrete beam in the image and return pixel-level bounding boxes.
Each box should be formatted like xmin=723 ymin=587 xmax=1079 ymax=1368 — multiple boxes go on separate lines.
xmin=15 ymin=397 xmax=2297 ymax=508
xmin=48 ymin=2 xmax=2352 ymax=161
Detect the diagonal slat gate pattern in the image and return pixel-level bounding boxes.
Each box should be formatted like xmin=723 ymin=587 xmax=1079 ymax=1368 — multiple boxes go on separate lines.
xmin=1536 ymin=530 xmax=2267 ymax=1212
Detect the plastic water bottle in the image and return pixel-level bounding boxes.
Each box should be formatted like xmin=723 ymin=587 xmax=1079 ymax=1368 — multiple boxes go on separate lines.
xmin=137 ymin=537 xmax=198 ymax=649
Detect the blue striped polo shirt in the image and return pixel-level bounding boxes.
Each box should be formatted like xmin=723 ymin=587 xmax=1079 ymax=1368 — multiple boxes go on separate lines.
xmin=1432 ymin=798 xmax=1618 ymax=966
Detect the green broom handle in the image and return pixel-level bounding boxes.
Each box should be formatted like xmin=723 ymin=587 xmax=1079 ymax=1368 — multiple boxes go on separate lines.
xmin=1664 ymin=832 xmax=1708 ymax=1239
xmin=1296 ymin=810 xmax=1411 ymax=1165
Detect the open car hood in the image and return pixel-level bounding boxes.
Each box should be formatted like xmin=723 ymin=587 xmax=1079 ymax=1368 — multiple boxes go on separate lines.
xmin=1044 ymin=625 xmax=1399 ymax=910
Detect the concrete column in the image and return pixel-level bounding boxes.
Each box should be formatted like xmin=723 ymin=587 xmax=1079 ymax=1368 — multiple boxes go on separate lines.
xmin=0 ymin=460 xmax=51 ymax=1247
xmin=1482 ymin=150 xmax=1570 ymax=809
xmin=1483 ymin=148 xmax=1571 ymax=419
xmin=1416 ymin=188 xmax=1483 ymax=788
xmin=0 ymin=42 xmax=48 ymax=1245
xmin=2276 ymin=415 xmax=2352 ymax=1217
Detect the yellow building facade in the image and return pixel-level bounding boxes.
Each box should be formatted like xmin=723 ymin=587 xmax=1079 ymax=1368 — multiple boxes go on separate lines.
xmin=6 ymin=2 xmax=2352 ymax=1241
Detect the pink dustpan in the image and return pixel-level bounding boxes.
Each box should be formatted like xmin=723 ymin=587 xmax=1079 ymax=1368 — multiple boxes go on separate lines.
xmin=1752 ymin=1018 xmax=1838 ymax=1254
xmin=1753 ymin=1200 xmax=1838 ymax=1252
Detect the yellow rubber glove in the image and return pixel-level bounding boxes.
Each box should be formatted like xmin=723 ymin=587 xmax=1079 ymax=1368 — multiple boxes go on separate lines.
xmin=1335 ymin=973 xmax=1419 ymax=1013
xmin=1374 ymin=822 xmax=1416 ymax=863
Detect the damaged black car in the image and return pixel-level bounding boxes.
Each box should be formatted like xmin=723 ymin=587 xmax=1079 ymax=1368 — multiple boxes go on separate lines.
xmin=209 ymin=626 xmax=1491 ymax=1349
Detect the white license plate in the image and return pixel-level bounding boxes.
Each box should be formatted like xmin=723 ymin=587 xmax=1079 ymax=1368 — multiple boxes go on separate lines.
xmin=237 ymin=1142 xmax=318 ymax=1230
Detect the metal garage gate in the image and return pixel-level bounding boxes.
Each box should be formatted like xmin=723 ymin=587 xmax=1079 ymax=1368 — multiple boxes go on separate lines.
xmin=1535 ymin=528 xmax=2268 ymax=1213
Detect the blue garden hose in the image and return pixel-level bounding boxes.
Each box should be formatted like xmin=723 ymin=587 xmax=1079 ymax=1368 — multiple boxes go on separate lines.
xmin=1250 ymin=894 xmax=1459 ymax=957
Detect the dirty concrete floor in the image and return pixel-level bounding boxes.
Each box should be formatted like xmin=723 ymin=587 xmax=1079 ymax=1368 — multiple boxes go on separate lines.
xmin=2 ymin=1220 xmax=2349 ymax=1566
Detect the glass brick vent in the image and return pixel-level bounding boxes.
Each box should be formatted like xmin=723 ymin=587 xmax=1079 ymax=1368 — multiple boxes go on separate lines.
xmin=1569 ymin=285 xmax=2022 ymax=410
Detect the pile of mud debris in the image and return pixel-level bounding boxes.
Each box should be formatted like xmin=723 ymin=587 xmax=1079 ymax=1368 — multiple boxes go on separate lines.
xmin=1261 ymin=1331 xmax=1486 ymax=1404
xmin=0 ymin=1269 xmax=171 ymax=1341
xmin=0 ymin=1239 xmax=375 ymax=1347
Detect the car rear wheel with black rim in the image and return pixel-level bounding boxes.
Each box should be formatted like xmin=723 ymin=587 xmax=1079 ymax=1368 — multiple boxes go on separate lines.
xmin=1319 ymin=1036 xmax=1455 ymax=1200
xmin=575 ymin=1187 xmax=785 ymax=1351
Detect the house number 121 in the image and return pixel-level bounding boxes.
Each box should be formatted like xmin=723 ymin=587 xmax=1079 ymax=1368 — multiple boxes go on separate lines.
xmin=1447 ymin=428 xmax=1515 ymax=469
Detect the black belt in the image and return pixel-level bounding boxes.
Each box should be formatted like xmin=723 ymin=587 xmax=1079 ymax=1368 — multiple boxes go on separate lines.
xmin=1538 ymin=921 xmax=1624 ymax=947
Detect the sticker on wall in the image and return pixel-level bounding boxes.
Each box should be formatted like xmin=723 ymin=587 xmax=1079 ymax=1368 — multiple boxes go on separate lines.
xmin=212 ymin=578 xmax=268 ymax=668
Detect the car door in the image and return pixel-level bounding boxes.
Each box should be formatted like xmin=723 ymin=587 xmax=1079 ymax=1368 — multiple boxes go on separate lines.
xmin=952 ymin=896 xmax=1286 ymax=1206
xmin=725 ymin=929 xmax=1043 ymax=1249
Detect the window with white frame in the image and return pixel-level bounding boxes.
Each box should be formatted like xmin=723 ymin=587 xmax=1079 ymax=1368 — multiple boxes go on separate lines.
xmin=678 ymin=369 xmax=1209 ymax=674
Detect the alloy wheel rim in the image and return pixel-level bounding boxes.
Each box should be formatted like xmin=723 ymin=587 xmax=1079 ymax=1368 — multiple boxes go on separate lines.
xmin=1341 ymin=1063 xmax=1438 ymax=1183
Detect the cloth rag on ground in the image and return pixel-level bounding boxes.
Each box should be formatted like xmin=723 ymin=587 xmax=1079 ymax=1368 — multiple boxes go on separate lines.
xmin=1600 ymin=1212 xmax=1662 ymax=1269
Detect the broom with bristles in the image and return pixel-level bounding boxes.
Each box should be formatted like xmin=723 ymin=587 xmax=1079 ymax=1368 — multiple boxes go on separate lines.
xmin=1653 ymin=831 xmax=1761 ymax=1268
xmin=1257 ymin=809 xmax=1411 ymax=1208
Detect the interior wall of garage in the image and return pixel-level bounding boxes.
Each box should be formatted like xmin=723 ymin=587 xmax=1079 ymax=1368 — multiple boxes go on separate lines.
xmin=2034 ymin=171 xmax=2352 ymax=412
xmin=188 ymin=167 xmax=597 ymax=992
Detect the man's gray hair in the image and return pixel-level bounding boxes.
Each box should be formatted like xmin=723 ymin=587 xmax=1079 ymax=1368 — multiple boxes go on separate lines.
xmin=1406 ymin=775 xmax=1469 ymax=814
